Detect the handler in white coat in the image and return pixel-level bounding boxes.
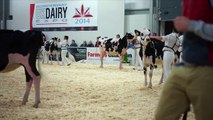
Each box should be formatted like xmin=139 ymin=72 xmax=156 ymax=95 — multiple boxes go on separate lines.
xmin=133 ymin=33 xmax=144 ymax=71
xmin=61 ymin=36 xmax=71 ymax=66
xmin=150 ymin=28 xmax=179 ymax=82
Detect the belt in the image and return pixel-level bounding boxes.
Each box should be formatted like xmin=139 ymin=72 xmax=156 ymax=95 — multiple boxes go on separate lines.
xmin=163 ymin=50 xmax=174 ymax=53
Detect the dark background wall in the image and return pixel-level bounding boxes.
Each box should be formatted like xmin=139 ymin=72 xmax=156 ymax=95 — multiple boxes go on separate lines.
xmin=0 ymin=0 xmax=10 ymax=29
xmin=0 ymin=0 xmax=3 ymax=29
xmin=158 ymin=0 xmax=183 ymax=21
xmin=157 ymin=0 xmax=183 ymax=34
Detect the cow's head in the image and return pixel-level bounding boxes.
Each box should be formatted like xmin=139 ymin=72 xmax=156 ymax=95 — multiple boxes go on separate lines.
xmin=122 ymin=33 xmax=134 ymax=44
xmin=141 ymin=28 xmax=151 ymax=37
xmin=125 ymin=33 xmax=134 ymax=39
xmin=134 ymin=29 xmax=142 ymax=36
xmin=134 ymin=28 xmax=151 ymax=41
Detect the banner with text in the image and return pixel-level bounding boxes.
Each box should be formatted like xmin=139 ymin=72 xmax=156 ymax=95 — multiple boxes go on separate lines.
xmin=30 ymin=1 xmax=98 ymax=31
xmin=86 ymin=47 xmax=120 ymax=64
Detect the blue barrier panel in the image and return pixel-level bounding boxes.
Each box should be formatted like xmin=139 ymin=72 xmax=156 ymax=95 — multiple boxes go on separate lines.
xmin=67 ymin=47 xmax=87 ymax=62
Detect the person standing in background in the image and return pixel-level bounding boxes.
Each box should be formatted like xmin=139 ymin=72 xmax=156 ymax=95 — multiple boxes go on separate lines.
xmin=70 ymin=39 xmax=78 ymax=54
xmin=50 ymin=38 xmax=59 ymax=64
xmin=57 ymin=38 xmax=62 ymax=62
xmin=70 ymin=40 xmax=78 ymax=47
xmin=95 ymin=36 xmax=101 ymax=47
xmin=87 ymin=40 xmax=95 ymax=47
xmin=43 ymin=40 xmax=51 ymax=64
xmin=133 ymin=30 xmax=144 ymax=71
xmin=150 ymin=28 xmax=179 ymax=83
xmin=61 ymin=36 xmax=71 ymax=66
xmin=80 ymin=41 xmax=87 ymax=47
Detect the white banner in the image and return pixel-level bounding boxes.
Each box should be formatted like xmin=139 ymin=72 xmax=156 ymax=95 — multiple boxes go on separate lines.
xmin=31 ymin=1 xmax=97 ymax=31
xmin=86 ymin=47 xmax=120 ymax=64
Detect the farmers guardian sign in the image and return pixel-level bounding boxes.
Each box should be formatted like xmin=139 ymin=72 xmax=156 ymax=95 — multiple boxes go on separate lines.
xmin=30 ymin=1 xmax=98 ymax=31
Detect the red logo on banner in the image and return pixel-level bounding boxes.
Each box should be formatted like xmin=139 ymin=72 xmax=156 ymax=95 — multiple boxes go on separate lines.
xmin=73 ymin=4 xmax=93 ymax=18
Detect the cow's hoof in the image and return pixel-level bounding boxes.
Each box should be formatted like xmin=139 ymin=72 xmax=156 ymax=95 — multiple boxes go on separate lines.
xmin=158 ymin=82 xmax=163 ymax=85
xmin=33 ymin=104 xmax=39 ymax=108
xmin=33 ymin=100 xmax=41 ymax=108
xmin=147 ymin=83 xmax=152 ymax=88
xmin=119 ymin=67 xmax=123 ymax=70
xmin=158 ymin=81 xmax=164 ymax=85
xmin=33 ymin=103 xmax=40 ymax=108
xmin=147 ymin=85 xmax=152 ymax=89
xmin=22 ymin=102 xmax=27 ymax=105
xmin=22 ymin=100 xmax=28 ymax=105
xmin=144 ymin=81 xmax=147 ymax=87
xmin=100 ymin=66 xmax=103 ymax=68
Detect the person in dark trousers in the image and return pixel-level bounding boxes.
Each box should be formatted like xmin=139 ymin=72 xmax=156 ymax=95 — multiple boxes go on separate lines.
xmin=50 ymin=38 xmax=59 ymax=64
xmin=43 ymin=40 xmax=51 ymax=64
xmin=80 ymin=41 xmax=87 ymax=47
xmin=155 ymin=0 xmax=213 ymax=120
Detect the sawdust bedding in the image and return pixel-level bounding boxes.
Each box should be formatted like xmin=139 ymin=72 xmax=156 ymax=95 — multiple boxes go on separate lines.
xmin=0 ymin=62 xmax=195 ymax=120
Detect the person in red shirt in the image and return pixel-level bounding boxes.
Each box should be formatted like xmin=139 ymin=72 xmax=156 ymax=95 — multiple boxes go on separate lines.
xmin=155 ymin=0 xmax=213 ymax=120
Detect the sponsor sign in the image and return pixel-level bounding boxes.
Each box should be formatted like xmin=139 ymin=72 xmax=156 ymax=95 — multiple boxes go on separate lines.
xmin=86 ymin=47 xmax=120 ymax=64
xmin=30 ymin=1 xmax=97 ymax=31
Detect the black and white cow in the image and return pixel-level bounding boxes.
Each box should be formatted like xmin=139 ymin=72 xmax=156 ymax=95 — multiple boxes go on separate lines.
xmin=117 ymin=33 xmax=135 ymax=69
xmin=0 ymin=30 xmax=43 ymax=108
xmin=98 ymin=33 xmax=134 ymax=69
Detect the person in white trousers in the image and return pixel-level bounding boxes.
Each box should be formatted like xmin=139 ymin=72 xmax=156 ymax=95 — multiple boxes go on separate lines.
xmin=150 ymin=28 xmax=179 ymax=82
xmin=178 ymin=35 xmax=183 ymax=62
xmin=133 ymin=34 xmax=144 ymax=71
xmin=61 ymin=36 xmax=71 ymax=66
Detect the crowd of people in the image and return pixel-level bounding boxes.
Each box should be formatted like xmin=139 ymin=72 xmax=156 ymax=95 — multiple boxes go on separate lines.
xmin=41 ymin=34 xmax=114 ymax=65
xmin=41 ymin=36 xmax=76 ymax=66
xmin=41 ymin=29 xmax=185 ymax=87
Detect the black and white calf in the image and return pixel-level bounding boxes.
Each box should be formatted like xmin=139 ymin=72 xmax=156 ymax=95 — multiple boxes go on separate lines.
xmin=143 ymin=36 xmax=156 ymax=88
xmin=0 ymin=30 xmax=43 ymax=108
xmin=134 ymin=28 xmax=157 ymax=88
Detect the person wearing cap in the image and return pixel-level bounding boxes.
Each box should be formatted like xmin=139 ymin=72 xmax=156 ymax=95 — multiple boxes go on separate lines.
xmin=133 ymin=30 xmax=144 ymax=71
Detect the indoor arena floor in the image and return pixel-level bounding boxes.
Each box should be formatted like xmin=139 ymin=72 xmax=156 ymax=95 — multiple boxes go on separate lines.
xmin=0 ymin=62 xmax=195 ymax=120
